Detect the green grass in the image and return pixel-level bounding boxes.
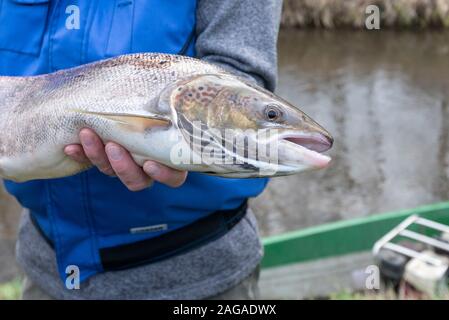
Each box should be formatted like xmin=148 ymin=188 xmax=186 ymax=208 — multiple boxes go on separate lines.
xmin=330 ymin=290 xmax=397 ymax=300
xmin=330 ymin=288 xmax=449 ymax=300
xmin=0 ymin=278 xmax=22 ymax=300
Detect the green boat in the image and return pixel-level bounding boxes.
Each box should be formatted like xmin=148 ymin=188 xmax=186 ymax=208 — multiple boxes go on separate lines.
xmin=259 ymin=201 xmax=449 ymax=299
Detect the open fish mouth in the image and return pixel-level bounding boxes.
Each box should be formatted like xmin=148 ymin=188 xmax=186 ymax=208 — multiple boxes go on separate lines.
xmin=282 ymin=132 xmax=333 ymax=153
xmin=278 ymin=132 xmax=333 ymax=169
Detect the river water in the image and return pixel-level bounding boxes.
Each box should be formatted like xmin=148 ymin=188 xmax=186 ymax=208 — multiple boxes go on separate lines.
xmin=1 ymin=30 xmax=449 ymax=281
xmin=253 ymin=29 xmax=449 ymax=236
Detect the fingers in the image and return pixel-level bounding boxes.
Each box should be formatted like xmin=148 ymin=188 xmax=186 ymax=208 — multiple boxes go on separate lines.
xmin=65 ymin=128 xmax=187 ymax=191
xmin=143 ymin=161 xmax=187 ymax=188
xmin=79 ymin=128 xmax=115 ymax=176
xmin=64 ymin=144 xmax=90 ymax=164
xmin=105 ymin=142 xmax=153 ymax=191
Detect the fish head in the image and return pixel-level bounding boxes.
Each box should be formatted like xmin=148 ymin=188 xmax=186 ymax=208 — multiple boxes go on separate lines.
xmin=167 ymin=73 xmax=333 ymax=177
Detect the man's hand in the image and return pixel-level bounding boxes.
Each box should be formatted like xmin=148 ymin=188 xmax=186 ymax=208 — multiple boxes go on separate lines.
xmin=64 ymin=128 xmax=187 ymax=191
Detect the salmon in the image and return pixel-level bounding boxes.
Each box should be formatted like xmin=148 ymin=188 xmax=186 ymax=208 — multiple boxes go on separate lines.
xmin=0 ymin=53 xmax=333 ymax=182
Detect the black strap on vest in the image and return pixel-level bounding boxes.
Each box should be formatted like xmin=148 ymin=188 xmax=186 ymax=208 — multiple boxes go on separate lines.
xmin=30 ymin=200 xmax=248 ymax=271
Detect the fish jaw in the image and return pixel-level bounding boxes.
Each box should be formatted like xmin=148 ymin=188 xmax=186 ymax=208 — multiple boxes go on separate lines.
xmin=282 ymin=131 xmax=333 ymax=153
xmin=277 ymin=138 xmax=332 ymax=171
xmin=176 ymin=132 xmax=332 ymax=178
xmin=219 ymin=130 xmax=333 ymax=177
xmin=241 ymin=129 xmax=332 ymax=176
xmin=276 ymin=129 xmax=333 ymax=169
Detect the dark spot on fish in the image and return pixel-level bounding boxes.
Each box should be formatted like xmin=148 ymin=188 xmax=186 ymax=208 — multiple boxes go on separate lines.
xmin=199 ymin=86 xmax=204 ymax=91
xmin=202 ymin=92 xmax=215 ymax=97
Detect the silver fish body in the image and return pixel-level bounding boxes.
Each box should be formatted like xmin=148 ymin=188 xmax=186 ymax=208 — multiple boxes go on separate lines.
xmin=0 ymin=53 xmax=333 ymax=182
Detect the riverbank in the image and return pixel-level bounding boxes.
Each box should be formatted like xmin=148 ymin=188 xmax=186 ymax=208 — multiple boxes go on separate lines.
xmin=281 ymin=0 xmax=449 ymax=28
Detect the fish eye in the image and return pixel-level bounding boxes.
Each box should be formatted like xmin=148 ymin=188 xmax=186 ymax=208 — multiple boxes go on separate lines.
xmin=264 ymin=105 xmax=282 ymax=121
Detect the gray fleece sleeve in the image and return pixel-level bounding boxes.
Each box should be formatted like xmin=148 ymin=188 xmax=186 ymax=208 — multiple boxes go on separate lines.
xmin=195 ymin=0 xmax=282 ymax=92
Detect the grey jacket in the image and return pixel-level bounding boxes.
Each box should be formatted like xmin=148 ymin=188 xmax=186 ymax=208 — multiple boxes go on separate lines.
xmin=16 ymin=0 xmax=282 ymax=299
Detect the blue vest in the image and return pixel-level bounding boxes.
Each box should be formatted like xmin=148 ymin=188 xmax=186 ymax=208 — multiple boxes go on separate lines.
xmin=0 ymin=0 xmax=268 ymax=283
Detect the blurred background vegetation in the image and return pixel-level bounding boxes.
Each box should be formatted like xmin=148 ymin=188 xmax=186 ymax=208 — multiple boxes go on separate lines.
xmin=281 ymin=0 xmax=449 ymax=28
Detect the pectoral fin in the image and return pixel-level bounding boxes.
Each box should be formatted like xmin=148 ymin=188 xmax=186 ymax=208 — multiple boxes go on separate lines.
xmin=71 ymin=110 xmax=171 ymax=132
